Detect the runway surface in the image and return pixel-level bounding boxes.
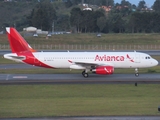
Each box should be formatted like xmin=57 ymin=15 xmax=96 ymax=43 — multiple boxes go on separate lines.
xmin=0 ymin=64 xmax=39 ymax=69
xmin=0 ymin=73 xmax=160 ymax=85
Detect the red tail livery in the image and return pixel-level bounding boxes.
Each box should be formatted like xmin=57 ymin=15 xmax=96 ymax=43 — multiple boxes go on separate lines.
xmin=6 ymin=27 xmax=36 ymax=53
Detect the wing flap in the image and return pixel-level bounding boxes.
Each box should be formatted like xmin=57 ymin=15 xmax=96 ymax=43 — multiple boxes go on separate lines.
xmin=69 ymin=60 xmax=112 ymax=68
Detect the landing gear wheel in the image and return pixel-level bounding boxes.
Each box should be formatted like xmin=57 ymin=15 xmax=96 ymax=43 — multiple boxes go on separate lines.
xmin=83 ymin=73 xmax=89 ymax=78
xmin=135 ymin=73 xmax=139 ymax=77
xmin=82 ymin=70 xmax=85 ymax=75
xmin=135 ymin=68 xmax=139 ymax=77
xmin=82 ymin=70 xmax=89 ymax=78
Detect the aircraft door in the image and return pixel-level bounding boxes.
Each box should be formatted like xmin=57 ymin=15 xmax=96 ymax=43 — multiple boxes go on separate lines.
xmin=135 ymin=53 xmax=140 ymax=63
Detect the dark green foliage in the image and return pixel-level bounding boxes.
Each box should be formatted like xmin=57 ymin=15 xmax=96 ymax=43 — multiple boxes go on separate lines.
xmin=81 ymin=10 xmax=94 ymax=33
xmin=56 ymin=14 xmax=70 ymax=31
xmin=128 ymin=12 xmax=160 ymax=33
xmin=70 ymin=8 xmax=105 ymax=33
xmin=70 ymin=7 xmax=82 ymax=33
xmin=65 ymin=0 xmax=72 ymax=8
xmin=137 ymin=0 xmax=146 ymax=11
xmin=70 ymin=0 xmax=81 ymax=5
xmin=28 ymin=2 xmax=57 ymax=30
xmin=1 ymin=0 xmax=160 ymax=33
xmin=0 ymin=1 xmax=36 ymax=31
xmin=153 ymin=0 xmax=160 ymax=12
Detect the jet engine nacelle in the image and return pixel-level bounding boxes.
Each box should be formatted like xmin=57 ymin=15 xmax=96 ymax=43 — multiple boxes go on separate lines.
xmin=92 ymin=66 xmax=114 ymax=75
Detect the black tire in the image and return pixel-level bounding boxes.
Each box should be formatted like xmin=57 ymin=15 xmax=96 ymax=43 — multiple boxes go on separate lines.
xmin=82 ymin=70 xmax=85 ymax=75
xmin=84 ymin=73 xmax=88 ymax=78
xmin=83 ymin=73 xmax=89 ymax=78
xmin=135 ymin=73 xmax=139 ymax=77
xmin=82 ymin=70 xmax=89 ymax=78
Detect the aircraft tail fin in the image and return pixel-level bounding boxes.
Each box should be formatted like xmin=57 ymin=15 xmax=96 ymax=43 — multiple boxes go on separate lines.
xmin=6 ymin=27 xmax=36 ymax=53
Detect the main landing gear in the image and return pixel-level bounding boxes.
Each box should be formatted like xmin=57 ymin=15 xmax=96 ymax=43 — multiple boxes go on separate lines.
xmin=82 ymin=69 xmax=140 ymax=78
xmin=135 ymin=68 xmax=139 ymax=77
xmin=82 ymin=70 xmax=89 ymax=78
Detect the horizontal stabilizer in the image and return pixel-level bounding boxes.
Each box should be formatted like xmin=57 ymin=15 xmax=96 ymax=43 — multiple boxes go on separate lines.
xmin=10 ymin=56 xmax=26 ymax=60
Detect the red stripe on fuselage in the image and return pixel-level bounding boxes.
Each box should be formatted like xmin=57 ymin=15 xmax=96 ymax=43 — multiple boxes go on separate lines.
xmin=17 ymin=51 xmax=54 ymax=68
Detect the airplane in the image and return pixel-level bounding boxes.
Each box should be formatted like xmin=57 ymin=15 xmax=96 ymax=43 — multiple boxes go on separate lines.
xmin=4 ymin=27 xmax=158 ymax=78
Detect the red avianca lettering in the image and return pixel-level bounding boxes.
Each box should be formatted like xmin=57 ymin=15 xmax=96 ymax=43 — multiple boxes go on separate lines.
xmin=95 ymin=55 xmax=124 ymax=61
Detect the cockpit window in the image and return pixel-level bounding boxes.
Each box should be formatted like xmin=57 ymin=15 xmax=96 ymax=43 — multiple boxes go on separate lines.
xmin=146 ymin=56 xmax=151 ymax=59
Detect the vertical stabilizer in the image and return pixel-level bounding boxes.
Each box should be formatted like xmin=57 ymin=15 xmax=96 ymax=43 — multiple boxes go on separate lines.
xmin=6 ymin=27 xmax=36 ymax=53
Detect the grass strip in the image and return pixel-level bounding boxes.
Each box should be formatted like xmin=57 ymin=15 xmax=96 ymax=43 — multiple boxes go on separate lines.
xmin=0 ymin=84 xmax=160 ymax=118
xmin=1 ymin=33 xmax=160 ymax=45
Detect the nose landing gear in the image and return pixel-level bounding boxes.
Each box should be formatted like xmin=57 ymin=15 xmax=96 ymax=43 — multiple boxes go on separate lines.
xmin=135 ymin=68 xmax=139 ymax=77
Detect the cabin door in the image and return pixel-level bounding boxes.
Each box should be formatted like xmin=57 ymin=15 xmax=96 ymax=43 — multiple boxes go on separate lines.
xmin=135 ymin=53 xmax=140 ymax=63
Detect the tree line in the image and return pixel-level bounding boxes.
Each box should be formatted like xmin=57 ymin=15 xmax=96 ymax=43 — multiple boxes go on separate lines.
xmin=2 ymin=0 xmax=160 ymax=33
xmin=27 ymin=0 xmax=160 ymax=33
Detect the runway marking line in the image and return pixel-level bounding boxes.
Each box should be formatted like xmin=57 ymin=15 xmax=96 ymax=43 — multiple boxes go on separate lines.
xmin=13 ymin=76 xmax=28 ymax=79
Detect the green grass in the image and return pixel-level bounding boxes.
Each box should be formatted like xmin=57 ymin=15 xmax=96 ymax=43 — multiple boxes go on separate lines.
xmin=23 ymin=33 xmax=160 ymax=45
xmin=0 ymin=57 xmax=19 ymax=64
xmin=1 ymin=33 xmax=160 ymax=50
xmin=0 ymin=84 xmax=160 ymax=118
xmin=1 ymin=33 xmax=160 ymax=46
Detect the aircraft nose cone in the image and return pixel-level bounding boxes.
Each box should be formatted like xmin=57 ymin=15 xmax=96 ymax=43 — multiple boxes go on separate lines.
xmin=154 ymin=59 xmax=159 ymax=66
xmin=155 ymin=60 xmax=159 ymax=66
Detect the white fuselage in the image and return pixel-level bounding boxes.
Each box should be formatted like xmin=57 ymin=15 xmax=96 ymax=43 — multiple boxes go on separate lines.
xmin=4 ymin=51 xmax=158 ymax=69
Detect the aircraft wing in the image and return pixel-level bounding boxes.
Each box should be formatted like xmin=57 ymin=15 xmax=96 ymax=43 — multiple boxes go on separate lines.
xmin=68 ymin=60 xmax=113 ymax=69
xmin=75 ymin=61 xmax=105 ymax=67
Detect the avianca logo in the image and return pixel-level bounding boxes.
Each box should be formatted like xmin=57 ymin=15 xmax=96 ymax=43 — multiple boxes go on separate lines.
xmin=104 ymin=67 xmax=112 ymax=73
xmin=127 ymin=54 xmax=134 ymax=62
xmin=95 ymin=55 xmax=125 ymax=61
